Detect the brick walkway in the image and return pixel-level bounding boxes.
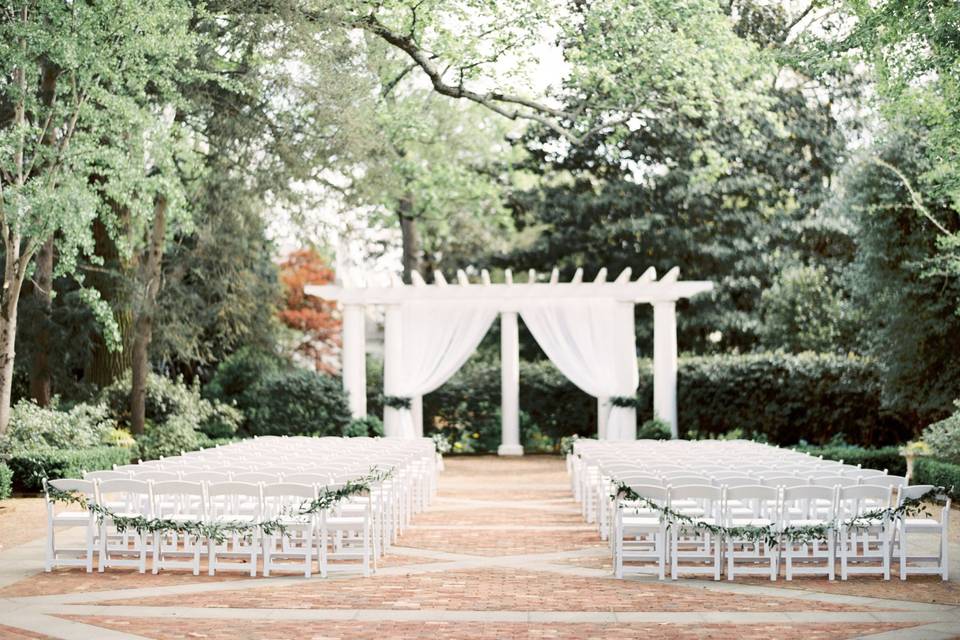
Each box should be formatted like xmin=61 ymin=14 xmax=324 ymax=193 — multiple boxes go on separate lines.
xmin=0 ymin=456 xmax=958 ymax=639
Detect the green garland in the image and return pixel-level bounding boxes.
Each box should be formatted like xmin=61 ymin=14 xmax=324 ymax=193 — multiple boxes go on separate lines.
xmin=47 ymin=468 xmax=394 ymax=545
xmin=383 ymin=395 xmax=412 ymax=410
xmin=612 ymin=481 xmax=946 ymax=548
xmin=609 ymin=396 xmax=640 ymax=408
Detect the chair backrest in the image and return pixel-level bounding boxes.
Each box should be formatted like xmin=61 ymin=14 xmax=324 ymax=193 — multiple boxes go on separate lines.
xmin=662 ymin=474 xmax=711 ymax=485
xmin=899 ymin=484 xmax=936 ymax=502
xmin=723 ymin=485 xmax=779 ymax=521
xmin=232 ymin=472 xmax=282 ymax=483
xmin=626 ymin=483 xmax=669 ymax=504
xmin=83 ymin=470 xmax=130 ymax=481
xmin=616 ymin=474 xmax=663 ymax=486
xmin=837 ymin=484 xmax=892 ymax=517
xmin=181 ymin=471 xmax=231 ymax=483
xmin=858 ymin=474 xmax=906 ymax=489
xmin=206 ymin=481 xmax=262 ymax=518
xmin=261 ymin=482 xmax=316 ymax=517
xmin=712 ymin=476 xmax=757 ymax=488
xmin=781 ymin=484 xmax=836 ymax=522
xmin=761 ymin=475 xmax=808 ymax=488
xmin=668 ymin=484 xmax=722 ymax=517
xmin=44 ymin=478 xmax=96 ymax=518
xmin=282 ymin=473 xmax=332 ymax=486
xmin=97 ymin=479 xmax=153 ymax=516
xmin=807 ymin=476 xmax=848 ymax=488
xmin=131 ymin=470 xmax=180 ymax=482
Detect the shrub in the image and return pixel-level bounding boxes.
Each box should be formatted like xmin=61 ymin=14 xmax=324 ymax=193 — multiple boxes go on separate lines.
xmin=0 ymin=400 xmax=115 ymax=454
xmin=0 ymin=462 xmax=11 ymax=499
xmin=100 ymin=373 xmax=241 ymax=439
xmin=635 ymin=353 xmax=912 ymax=447
xmin=204 ymin=347 xmax=286 ymax=413
xmin=794 ymin=445 xmax=906 ymax=476
xmin=246 ymin=368 xmax=351 ymax=437
xmin=6 ymin=446 xmax=131 ymax=491
xmin=137 ymin=415 xmax=208 ymax=460
xmin=913 ymin=458 xmax=960 ymax=501
xmin=637 ymin=418 xmax=671 ymax=440
xmin=102 ymin=427 xmax=137 ymax=448
xmin=343 ymin=415 xmax=384 ymax=438
xmin=922 ymin=403 xmax=960 ymax=464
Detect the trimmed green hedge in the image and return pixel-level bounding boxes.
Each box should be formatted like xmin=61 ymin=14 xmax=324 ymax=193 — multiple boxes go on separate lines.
xmin=795 ymin=445 xmax=906 ymax=476
xmin=414 ymin=352 xmax=911 ymax=453
xmin=913 ymin=458 xmax=960 ymax=501
xmin=0 ymin=462 xmax=11 ymax=499
xmin=5 ymin=446 xmax=132 ymax=492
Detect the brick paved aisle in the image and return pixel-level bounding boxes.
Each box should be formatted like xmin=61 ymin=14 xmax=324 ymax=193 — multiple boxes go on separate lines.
xmin=1 ymin=455 xmax=958 ymax=639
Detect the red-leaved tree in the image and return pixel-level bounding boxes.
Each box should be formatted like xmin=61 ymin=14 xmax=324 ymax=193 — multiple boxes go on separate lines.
xmin=278 ymin=248 xmax=341 ymax=374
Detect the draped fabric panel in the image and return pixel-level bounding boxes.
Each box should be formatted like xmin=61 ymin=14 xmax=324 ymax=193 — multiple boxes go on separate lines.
xmin=520 ymin=299 xmax=639 ymax=440
xmin=384 ymin=301 xmax=497 ymax=438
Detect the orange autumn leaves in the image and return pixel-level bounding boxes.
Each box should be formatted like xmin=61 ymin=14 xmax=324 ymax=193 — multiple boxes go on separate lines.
xmin=278 ymin=248 xmax=341 ymax=374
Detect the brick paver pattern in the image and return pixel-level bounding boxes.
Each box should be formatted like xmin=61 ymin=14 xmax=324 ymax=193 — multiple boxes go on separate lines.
xmin=1 ymin=454 xmax=958 ymax=639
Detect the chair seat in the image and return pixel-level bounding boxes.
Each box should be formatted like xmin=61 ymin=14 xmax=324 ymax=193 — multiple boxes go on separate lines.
xmin=325 ymin=516 xmax=366 ymax=526
xmin=730 ymin=518 xmax=773 ymax=528
xmin=622 ymin=516 xmax=662 ymax=527
xmin=902 ymin=518 xmax=944 ymax=530
xmin=785 ymin=519 xmax=831 ymax=528
xmin=53 ymin=512 xmax=92 ymax=524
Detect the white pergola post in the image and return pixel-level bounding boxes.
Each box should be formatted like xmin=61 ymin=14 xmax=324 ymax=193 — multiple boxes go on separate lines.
xmin=653 ymin=301 xmax=679 ymax=438
xmin=498 ymin=311 xmax=523 ymax=456
xmin=382 ymin=304 xmax=403 ymax=438
xmin=341 ymin=304 xmax=367 ymax=418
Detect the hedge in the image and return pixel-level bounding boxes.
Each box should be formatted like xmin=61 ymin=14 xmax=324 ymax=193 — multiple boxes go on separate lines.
xmin=794 ymin=445 xmax=906 ymax=476
xmin=0 ymin=462 xmax=11 ymax=499
xmin=913 ymin=458 xmax=960 ymax=501
xmin=409 ymin=352 xmax=911 ymax=453
xmin=5 ymin=446 xmax=132 ymax=492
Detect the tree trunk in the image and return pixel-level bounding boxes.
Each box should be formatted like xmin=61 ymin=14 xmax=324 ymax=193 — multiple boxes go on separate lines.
xmin=86 ymin=217 xmax=132 ymax=386
xmin=130 ymin=195 xmax=167 ymax=435
xmin=0 ymin=241 xmax=27 ymax=436
xmin=28 ymin=238 xmax=54 ymax=406
xmin=398 ymin=193 xmax=419 ymax=283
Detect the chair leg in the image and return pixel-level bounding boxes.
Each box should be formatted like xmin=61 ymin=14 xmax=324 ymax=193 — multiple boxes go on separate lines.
xmin=882 ymin=528 xmax=890 ymax=581
xmin=208 ymin=543 xmax=216 ymax=576
xmin=827 ymin=532 xmax=835 ymax=581
xmin=152 ymin=533 xmax=161 ymax=575
xmin=657 ymin=529 xmax=666 ymax=581
xmin=942 ymin=526 xmax=949 ymax=581
xmin=670 ymin=529 xmax=678 ymax=580
xmin=727 ymin=539 xmax=734 ymax=581
xmin=363 ymin=524 xmax=371 ymax=578
xmin=714 ymin=536 xmax=722 ymax=581
xmin=899 ymin=528 xmax=907 ymax=580
xmin=263 ymin=535 xmax=271 ymax=577
xmin=98 ymin=525 xmax=107 ymax=573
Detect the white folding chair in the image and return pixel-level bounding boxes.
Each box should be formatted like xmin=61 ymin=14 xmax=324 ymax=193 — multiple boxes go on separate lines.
xmin=151 ymin=481 xmax=206 ymax=575
xmin=97 ymin=479 xmax=152 ymax=573
xmin=837 ymin=484 xmax=892 ymax=580
xmin=781 ymin=485 xmax=836 ymax=580
xmin=43 ymin=479 xmax=97 ymax=573
xmin=319 ymin=482 xmax=372 ymax=578
xmin=723 ymin=485 xmax=779 ymax=581
xmin=669 ymin=485 xmax=722 ymax=580
xmin=261 ymin=482 xmax=315 ymax=578
xmin=615 ymin=484 xmax=668 ymax=579
xmin=894 ymin=485 xmax=950 ymax=581
xmin=206 ymin=481 xmax=261 ymax=576
xmin=83 ymin=470 xmax=130 ymax=481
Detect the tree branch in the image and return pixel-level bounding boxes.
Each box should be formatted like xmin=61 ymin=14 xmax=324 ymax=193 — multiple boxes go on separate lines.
xmin=867 ymin=155 xmax=954 ymax=237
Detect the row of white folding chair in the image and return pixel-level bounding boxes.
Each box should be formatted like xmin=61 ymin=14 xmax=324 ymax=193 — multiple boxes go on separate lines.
xmin=615 ymin=483 xmax=947 ymax=581
xmin=45 ymin=478 xmax=375 ymax=578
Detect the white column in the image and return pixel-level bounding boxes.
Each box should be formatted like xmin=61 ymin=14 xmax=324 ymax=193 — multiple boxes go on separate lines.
xmin=411 ymin=396 xmax=424 ymax=437
xmin=383 ymin=304 xmax=403 ymax=438
xmin=653 ymin=301 xmax=679 ymax=439
xmin=498 ymin=311 xmax=523 ymax=456
xmin=341 ymin=304 xmax=367 ymax=418
xmin=597 ymin=396 xmax=609 ymax=440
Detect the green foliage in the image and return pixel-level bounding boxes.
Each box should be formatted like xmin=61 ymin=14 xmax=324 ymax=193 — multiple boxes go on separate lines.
xmin=344 ymin=415 xmax=384 ymax=438
xmin=913 ymin=458 xmax=960 ymax=501
xmin=793 ymin=445 xmax=906 ymax=477
xmin=759 ymin=265 xmax=858 ymax=353
xmin=137 ymin=415 xmax=205 ymax=461
xmin=204 ymin=347 xmax=286 ymax=417
xmin=0 ymin=400 xmax=116 ymax=454
xmin=100 ymin=373 xmax=240 ymax=440
xmin=102 ymin=428 xmax=137 ymax=449
xmin=245 ymin=369 xmax=351 ymax=437
xmin=637 ymin=419 xmax=671 ymax=440
xmin=922 ymin=403 xmax=960 ymax=464
xmin=650 ymin=353 xmax=912 ymax=447
xmin=0 ymin=462 xmax=11 ymax=500
xmin=5 ymin=447 xmax=131 ymax=492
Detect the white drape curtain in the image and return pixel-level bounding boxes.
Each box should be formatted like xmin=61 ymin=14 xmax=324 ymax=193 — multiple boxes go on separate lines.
xmin=384 ymin=301 xmax=497 ymax=438
xmin=521 ymin=299 xmax=639 ymax=440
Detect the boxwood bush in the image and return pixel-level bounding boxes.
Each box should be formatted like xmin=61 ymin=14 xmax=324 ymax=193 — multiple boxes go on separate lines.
xmin=414 ymin=352 xmax=910 ymax=453
xmin=6 ymin=446 xmax=131 ymax=492
xmin=245 ymin=368 xmax=351 ymax=437
xmin=794 ymin=445 xmax=906 ymax=476
xmin=913 ymin=458 xmax=960 ymax=501
xmin=0 ymin=462 xmax=12 ymax=499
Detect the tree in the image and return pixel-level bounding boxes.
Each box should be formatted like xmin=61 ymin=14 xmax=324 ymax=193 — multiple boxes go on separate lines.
xmin=277 ymin=248 xmax=341 ymax=374
xmin=0 ymin=0 xmax=195 ymax=434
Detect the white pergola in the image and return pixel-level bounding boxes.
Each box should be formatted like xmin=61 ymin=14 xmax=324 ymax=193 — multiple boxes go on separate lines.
xmin=305 ymin=266 xmax=712 ymax=453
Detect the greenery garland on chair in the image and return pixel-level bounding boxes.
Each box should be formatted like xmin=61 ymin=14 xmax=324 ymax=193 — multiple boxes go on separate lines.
xmin=612 ymin=480 xmax=947 ymax=548
xmin=382 ymin=395 xmax=413 ymax=410
xmin=46 ymin=468 xmax=394 ymax=544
